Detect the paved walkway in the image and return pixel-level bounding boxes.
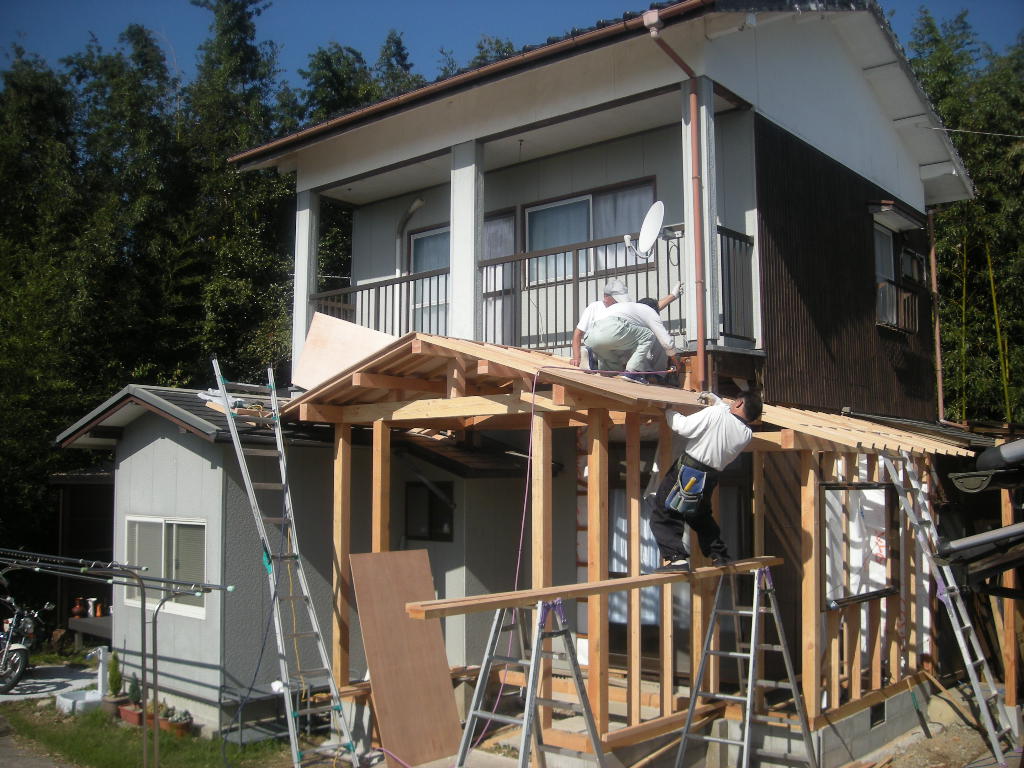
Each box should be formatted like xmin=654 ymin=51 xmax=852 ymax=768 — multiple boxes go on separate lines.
xmin=0 ymin=664 xmax=95 ymax=702
xmin=0 ymin=717 xmax=80 ymax=768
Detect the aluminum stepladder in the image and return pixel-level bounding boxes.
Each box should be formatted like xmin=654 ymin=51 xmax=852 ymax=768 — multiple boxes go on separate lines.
xmin=457 ymin=598 xmax=608 ymax=768
xmin=881 ymin=451 xmax=1016 ymax=766
xmin=212 ymin=359 xmax=357 ymax=767
xmin=675 ymin=567 xmax=818 ymax=768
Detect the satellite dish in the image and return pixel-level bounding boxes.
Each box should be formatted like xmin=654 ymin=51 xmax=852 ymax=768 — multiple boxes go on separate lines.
xmin=624 ymin=200 xmax=665 ymax=260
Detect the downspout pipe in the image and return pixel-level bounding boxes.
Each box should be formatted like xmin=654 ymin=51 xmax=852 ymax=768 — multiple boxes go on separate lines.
xmin=643 ymin=10 xmax=708 ymax=391
xmin=928 ymin=211 xmax=946 ymax=421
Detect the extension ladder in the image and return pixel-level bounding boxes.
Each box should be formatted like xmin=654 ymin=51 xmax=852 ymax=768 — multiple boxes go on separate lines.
xmin=675 ymin=567 xmax=818 ymax=768
xmin=457 ymin=598 xmax=608 ymax=768
xmin=212 ymin=359 xmax=357 ymax=768
xmin=882 ymin=451 xmax=1016 ymax=766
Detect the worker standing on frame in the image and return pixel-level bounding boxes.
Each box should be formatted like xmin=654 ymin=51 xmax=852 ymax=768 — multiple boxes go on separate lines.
xmin=650 ymin=390 xmax=762 ymax=572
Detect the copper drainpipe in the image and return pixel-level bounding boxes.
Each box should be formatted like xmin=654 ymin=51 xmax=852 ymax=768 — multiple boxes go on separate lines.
xmin=644 ymin=10 xmax=708 ymax=391
xmin=928 ymin=211 xmax=946 ymax=421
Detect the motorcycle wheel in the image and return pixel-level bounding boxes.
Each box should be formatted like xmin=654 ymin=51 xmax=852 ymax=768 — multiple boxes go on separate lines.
xmin=0 ymin=648 xmax=28 ymax=694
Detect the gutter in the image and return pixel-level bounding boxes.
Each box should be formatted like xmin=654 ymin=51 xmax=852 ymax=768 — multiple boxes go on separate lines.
xmin=642 ymin=9 xmax=709 ymax=391
xmin=229 ymin=0 xmax=716 ymax=168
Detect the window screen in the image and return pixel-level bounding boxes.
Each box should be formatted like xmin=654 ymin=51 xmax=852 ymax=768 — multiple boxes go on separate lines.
xmin=126 ymin=519 xmax=162 ymax=603
xmin=166 ymin=522 xmax=206 ymax=607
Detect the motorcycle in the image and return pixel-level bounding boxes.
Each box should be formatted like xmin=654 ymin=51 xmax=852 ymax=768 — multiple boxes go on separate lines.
xmin=0 ymin=590 xmax=54 ymax=694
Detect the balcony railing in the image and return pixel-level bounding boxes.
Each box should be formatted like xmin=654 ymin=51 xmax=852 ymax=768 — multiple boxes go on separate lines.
xmin=313 ymin=226 xmax=755 ymax=351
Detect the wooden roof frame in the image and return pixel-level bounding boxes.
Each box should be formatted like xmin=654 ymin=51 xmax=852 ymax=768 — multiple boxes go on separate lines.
xmin=285 ymin=332 xmax=974 ymax=458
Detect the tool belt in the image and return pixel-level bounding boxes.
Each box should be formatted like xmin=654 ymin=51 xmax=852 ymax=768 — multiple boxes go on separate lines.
xmin=664 ymin=454 xmax=708 ymax=515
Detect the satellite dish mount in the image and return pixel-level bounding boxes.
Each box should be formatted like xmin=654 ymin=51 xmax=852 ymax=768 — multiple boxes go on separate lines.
xmin=624 ymin=201 xmax=665 ymax=260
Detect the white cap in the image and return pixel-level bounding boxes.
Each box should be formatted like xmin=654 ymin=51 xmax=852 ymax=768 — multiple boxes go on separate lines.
xmin=603 ymin=278 xmax=632 ymax=303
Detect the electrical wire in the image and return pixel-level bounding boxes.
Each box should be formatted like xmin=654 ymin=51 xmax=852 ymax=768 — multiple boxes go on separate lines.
xmin=926 ymin=126 xmax=1024 ymax=140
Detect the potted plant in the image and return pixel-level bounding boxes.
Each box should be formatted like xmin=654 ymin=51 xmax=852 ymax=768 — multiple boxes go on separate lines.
xmin=168 ymin=708 xmax=193 ymax=737
xmin=158 ymin=702 xmax=174 ymax=732
xmin=119 ymin=674 xmax=143 ymax=726
xmin=101 ymin=650 xmax=130 ymax=716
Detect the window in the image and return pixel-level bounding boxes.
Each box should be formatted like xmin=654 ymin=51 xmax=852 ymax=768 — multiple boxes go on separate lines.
xmin=409 ymin=227 xmax=450 ymax=333
xmin=874 ymin=224 xmax=919 ymax=333
xmin=524 ymin=182 xmax=655 ymax=283
xmin=125 ymin=518 xmax=206 ymax=612
xmin=405 ymin=482 xmax=454 ymax=542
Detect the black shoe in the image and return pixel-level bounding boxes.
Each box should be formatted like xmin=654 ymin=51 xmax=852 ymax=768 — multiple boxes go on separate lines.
xmin=710 ymin=555 xmax=732 ymax=568
xmin=654 ymin=559 xmax=690 ymax=573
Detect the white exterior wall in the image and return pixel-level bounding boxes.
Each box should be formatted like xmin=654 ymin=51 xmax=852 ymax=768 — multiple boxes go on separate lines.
xmin=705 ymin=14 xmax=925 ymax=210
xmin=111 ymin=413 xmax=224 ymax=726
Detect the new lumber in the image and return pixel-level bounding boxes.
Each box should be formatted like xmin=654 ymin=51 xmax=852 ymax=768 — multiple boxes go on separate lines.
xmin=298 ymin=392 xmax=569 ymax=424
xmin=405 ymin=557 xmax=783 ymax=619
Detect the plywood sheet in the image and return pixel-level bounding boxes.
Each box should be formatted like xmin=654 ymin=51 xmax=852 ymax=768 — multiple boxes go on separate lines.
xmin=350 ymin=550 xmax=461 ymax=768
xmin=293 ymin=313 xmax=395 ymax=390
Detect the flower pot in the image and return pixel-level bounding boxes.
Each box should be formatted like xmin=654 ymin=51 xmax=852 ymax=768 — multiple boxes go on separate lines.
xmin=101 ymin=694 xmax=130 ymax=717
xmin=159 ymin=718 xmax=190 ymax=737
xmin=119 ymin=705 xmax=143 ymax=726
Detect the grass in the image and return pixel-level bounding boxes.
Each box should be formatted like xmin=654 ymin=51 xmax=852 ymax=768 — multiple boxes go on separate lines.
xmin=0 ymin=699 xmax=290 ymax=768
xmin=29 ymin=649 xmax=96 ymax=667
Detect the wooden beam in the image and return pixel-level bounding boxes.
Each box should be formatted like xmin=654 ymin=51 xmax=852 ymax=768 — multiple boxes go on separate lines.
xmin=410 ymin=338 xmax=461 ymax=358
xmin=1003 ymin=487 xmax=1019 ymax=707
xmin=626 ymin=412 xmax=642 ymax=725
xmin=446 ymin=357 xmax=467 ymax=398
xmin=780 ymin=429 xmax=855 ymax=454
xmin=658 ymin=418 xmax=675 ymax=716
xmin=405 ymin=557 xmax=782 ymax=619
xmin=372 ymin=420 xmax=391 ymax=552
xmin=801 ymin=451 xmax=822 ymax=720
xmin=308 ymin=393 xmax=571 ymax=424
xmin=588 ymin=409 xmax=610 ymax=733
xmin=532 ymin=412 xmax=553 ymax=730
xmin=476 ymin=360 xmax=532 ymax=383
xmin=332 ymin=424 xmax=352 ymax=685
xmin=351 ymin=373 xmax=444 ymax=395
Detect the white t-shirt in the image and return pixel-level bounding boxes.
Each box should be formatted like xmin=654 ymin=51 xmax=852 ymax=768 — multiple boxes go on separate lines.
xmin=605 ymin=301 xmax=676 ymax=353
xmin=576 ymin=300 xmax=609 ymax=333
xmin=666 ymin=394 xmax=752 ymax=471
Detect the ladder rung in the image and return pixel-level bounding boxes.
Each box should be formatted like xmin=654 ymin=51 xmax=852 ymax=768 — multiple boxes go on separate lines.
xmin=254 ymin=482 xmax=284 ymax=491
xmin=223 ymin=381 xmax=273 ymax=394
xmin=686 ymin=733 xmax=744 ymax=747
xmin=751 ymin=713 xmax=799 ymax=727
xmin=471 ymin=710 xmax=523 ymax=727
xmin=294 ymin=667 xmax=331 ymax=678
xmin=716 ymin=608 xmax=753 ymax=617
xmin=292 ymin=703 xmax=339 ymax=717
xmin=538 ymin=744 xmax=601 ymax=761
xmin=536 ymin=697 xmax=583 ymax=713
xmin=540 ymin=650 xmax=568 ymax=660
xmin=307 ymin=743 xmax=355 ymax=758
xmin=262 ymin=516 xmax=286 ymax=525
xmin=752 ymin=747 xmax=813 ymax=764
xmin=698 ymin=691 xmax=747 ymax=702
xmin=492 ymin=655 xmax=528 ymax=666
xmin=756 ymin=678 xmax=794 ymax=690
xmin=287 ymin=631 xmax=319 ymax=640
xmin=759 ymin=643 xmax=785 ymax=652
xmin=243 ymin=447 xmax=280 ymax=457
xmin=709 ymin=650 xmax=750 ymax=659
xmin=271 ymin=553 xmax=300 ymax=561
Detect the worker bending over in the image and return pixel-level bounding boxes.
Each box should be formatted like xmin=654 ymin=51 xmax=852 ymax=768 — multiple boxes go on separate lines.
xmin=571 ymin=278 xmax=681 ymax=383
xmin=651 ymin=390 xmax=762 ymax=572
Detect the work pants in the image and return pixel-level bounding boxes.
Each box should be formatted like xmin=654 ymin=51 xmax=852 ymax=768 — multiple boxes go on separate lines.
xmin=583 ymin=315 xmax=655 ymax=372
xmin=650 ymin=457 xmax=729 ymax=561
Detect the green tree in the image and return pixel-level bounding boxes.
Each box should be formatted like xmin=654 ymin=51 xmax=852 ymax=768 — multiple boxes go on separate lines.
xmin=300 ymin=42 xmax=378 ymax=123
xmin=374 ymin=29 xmax=425 ymax=99
xmin=910 ymin=11 xmax=1024 ymax=423
xmin=468 ymin=34 xmax=516 ymax=69
xmin=0 ymin=50 xmax=82 ymax=551
xmin=185 ymin=0 xmax=294 ymax=381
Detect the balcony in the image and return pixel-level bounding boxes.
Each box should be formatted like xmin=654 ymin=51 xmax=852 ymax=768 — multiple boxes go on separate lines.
xmin=312 ymin=227 xmax=754 ymax=351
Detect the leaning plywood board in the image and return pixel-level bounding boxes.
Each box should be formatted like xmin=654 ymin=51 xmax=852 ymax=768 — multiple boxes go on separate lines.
xmin=350 ymin=550 xmax=461 ymax=768
xmin=293 ymin=312 xmax=395 ymax=390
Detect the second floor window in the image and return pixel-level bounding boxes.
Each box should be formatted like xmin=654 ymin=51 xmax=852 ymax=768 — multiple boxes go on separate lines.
xmin=525 ymin=182 xmax=654 ymax=283
xmin=874 ymin=224 xmax=919 ymax=334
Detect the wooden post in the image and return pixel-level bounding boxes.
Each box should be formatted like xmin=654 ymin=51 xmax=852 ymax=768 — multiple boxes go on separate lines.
xmin=532 ymin=413 xmax=553 ymax=730
xmin=626 ymin=413 xmax=642 ymax=725
xmin=869 ymin=600 xmax=882 ymax=690
xmin=587 ymin=409 xmax=610 ymax=734
xmin=372 ymin=419 xmax=391 ymax=552
xmin=1002 ymin=487 xmax=1019 ymax=707
xmin=752 ymin=451 xmax=766 ymax=710
xmin=332 ymin=424 xmax=352 ymax=685
xmin=658 ymin=420 xmax=675 ymax=715
xmin=801 ymin=450 xmax=822 ymax=719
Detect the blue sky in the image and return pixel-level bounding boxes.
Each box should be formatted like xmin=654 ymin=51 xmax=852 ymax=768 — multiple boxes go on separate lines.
xmin=1 ymin=0 xmax=1020 ymax=87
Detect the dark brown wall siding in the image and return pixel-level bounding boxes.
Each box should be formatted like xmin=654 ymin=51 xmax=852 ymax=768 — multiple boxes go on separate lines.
xmin=754 ymin=116 xmax=936 ymax=420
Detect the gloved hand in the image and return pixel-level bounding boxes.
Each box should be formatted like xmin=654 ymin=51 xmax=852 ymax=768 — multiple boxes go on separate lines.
xmin=674 ymin=281 xmax=685 ymax=297
xmin=697 ymin=391 xmax=712 ymax=405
